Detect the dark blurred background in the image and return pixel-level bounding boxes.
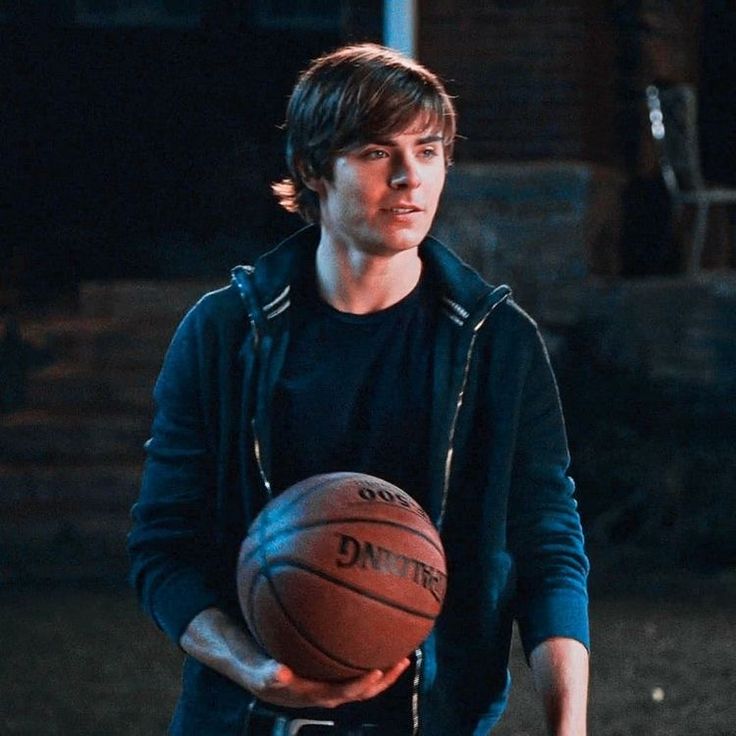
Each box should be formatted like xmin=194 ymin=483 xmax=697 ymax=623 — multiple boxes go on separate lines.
xmin=2 ymin=0 xmax=734 ymax=303
xmin=1 ymin=2 xmax=735 ymax=734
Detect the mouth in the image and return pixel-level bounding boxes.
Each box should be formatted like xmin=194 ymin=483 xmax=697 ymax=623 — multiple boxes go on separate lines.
xmin=383 ymin=205 xmax=423 ymax=215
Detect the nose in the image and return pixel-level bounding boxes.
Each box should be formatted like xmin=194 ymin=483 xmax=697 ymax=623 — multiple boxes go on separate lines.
xmin=389 ymin=155 xmax=421 ymax=189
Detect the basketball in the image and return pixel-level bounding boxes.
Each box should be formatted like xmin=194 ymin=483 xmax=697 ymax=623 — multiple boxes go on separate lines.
xmin=236 ymin=472 xmax=447 ymax=681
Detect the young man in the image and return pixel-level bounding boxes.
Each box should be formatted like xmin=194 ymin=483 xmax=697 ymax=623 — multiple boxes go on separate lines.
xmin=128 ymin=43 xmax=590 ymax=735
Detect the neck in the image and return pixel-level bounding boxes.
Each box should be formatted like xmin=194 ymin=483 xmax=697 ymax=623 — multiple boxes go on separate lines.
xmin=315 ymin=235 xmax=423 ymax=314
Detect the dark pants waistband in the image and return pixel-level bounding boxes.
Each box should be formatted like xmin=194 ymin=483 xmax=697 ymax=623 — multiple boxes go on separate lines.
xmin=245 ymin=706 xmax=406 ymax=736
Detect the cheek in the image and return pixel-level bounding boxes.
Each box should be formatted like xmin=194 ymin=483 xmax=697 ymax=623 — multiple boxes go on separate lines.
xmin=434 ymin=167 xmax=447 ymax=194
xmin=425 ymin=180 xmax=443 ymax=209
xmin=430 ymin=175 xmax=446 ymax=209
xmin=343 ymin=181 xmax=376 ymax=217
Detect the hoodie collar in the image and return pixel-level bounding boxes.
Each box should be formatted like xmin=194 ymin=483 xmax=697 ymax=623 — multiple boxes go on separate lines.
xmin=235 ymin=224 xmax=511 ymax=330
xmin=419 ymin=235 xmax=511 ymax=329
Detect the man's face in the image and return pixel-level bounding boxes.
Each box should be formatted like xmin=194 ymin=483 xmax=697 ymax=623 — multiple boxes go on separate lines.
xmin=311 ymin=120 xmax=447 ymax=257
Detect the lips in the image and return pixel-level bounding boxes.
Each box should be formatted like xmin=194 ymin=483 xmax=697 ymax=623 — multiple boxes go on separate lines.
xmin=383 ymin=203 xmax=423 ymax=214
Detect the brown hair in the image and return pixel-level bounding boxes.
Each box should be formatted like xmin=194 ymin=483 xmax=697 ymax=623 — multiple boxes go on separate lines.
xmin=272 ymin=43 xmax=457 ymax=223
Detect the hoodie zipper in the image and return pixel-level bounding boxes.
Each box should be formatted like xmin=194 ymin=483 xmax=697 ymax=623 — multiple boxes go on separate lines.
xmin=438 ymin=293 xmax=508 ymax=530
xmin=252 ymin=417 xmax=273 ymax=501
xmin=237 ymin=273 xmax=271 ymax=502
xmin=411 ymin=647 xmax=423 ymax=735
xmin=412 ymin=292 xmax=509 ymax=735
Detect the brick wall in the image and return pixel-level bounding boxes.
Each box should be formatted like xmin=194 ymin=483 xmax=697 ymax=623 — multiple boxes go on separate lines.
xmin=418 ymin=0 xmax=618 ymax=163
xmin=433 ymin=161 xmax=626 ymax=313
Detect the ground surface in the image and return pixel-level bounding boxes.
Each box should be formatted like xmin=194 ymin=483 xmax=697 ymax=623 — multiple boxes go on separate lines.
xmin=1 ymin=575 xmax=734 ymax=735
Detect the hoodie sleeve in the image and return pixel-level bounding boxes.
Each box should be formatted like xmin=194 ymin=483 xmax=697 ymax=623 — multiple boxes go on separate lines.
xmin=507 ymin=325 xmax=590 ymax=660
xmin=127 ymin=303 xmax=225 ymax=645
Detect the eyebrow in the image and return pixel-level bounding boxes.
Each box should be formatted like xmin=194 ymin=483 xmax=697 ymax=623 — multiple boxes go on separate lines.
xmin=367 ymin=133 xmax=444 ymax=147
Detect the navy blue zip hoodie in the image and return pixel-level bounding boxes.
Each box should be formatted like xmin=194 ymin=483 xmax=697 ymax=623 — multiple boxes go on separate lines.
xmin=128 ymin=225 xmax=589 ymax=735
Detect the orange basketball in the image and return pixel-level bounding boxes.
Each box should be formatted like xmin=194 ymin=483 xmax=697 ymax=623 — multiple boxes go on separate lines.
xmin=236 ymin=472 xmax=447 ymax=681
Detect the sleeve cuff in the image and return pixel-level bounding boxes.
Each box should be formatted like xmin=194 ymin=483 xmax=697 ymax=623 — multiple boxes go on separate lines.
xmin=517 ymin=587 xmax=590 ymax=661
xmin=150 ymin=568 xmax=224 ymax=645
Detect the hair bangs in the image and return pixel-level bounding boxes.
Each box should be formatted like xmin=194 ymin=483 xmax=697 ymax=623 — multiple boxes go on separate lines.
xmin=334 ymin=67 xmax=455 ymax=156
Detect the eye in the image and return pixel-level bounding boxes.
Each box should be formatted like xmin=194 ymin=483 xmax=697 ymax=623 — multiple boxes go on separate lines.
xmin=363 ymin=149 xmax=389 ymax=160
xmin=419 ymin=146 xmax=440 ymax=159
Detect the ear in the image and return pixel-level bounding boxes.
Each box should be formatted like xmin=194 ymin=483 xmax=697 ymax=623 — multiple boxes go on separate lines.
xmin=296 ymin=159 xmax=325 ymax=196
xmin=303 ymin=176 xmax=326 ymax=196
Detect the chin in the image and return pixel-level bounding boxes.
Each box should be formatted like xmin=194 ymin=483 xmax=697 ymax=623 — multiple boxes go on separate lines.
xmin=384 ymin=225 xmax=430 ymax=250
xmin=396 ymin=233 xmax=430 ymax=252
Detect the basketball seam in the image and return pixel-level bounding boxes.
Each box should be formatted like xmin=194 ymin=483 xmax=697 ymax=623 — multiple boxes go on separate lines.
xmin=257 ymin=568 xmax=375 ymax=675
xmin=244 ymin=575 xmax=270 ymax=655
xmin=265 ymin=558 xmax=438 ymax=620
xmin=250 ymin=473 xmax=430 ymax=533
xmin=253 ymin=475 xmax=341 ymax=551
xmin=242 ymin=517 xmax=445 ymax=565
xmin=255 ymin=474 xmax=359 ymax=523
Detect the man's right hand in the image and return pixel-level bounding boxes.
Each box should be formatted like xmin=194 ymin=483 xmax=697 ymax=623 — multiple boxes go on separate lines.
xmin=179 ymin=607 xmax=410 ymax=709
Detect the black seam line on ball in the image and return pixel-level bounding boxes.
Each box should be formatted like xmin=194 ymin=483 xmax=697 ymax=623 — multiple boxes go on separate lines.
xmin=241 ymin=517 xmax=445 ymax=566
xmin=259 ymin=559 xmax=438 ymax=619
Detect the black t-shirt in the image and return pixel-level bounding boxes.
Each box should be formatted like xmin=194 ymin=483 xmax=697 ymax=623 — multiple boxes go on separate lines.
xmin=271 ymin=262 xmax=436 ymax=508
xmin=266 ymin=260 xmax=438 ymax=726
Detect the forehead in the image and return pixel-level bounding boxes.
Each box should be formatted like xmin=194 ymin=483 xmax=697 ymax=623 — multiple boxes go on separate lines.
xmin=360 ymin=114 xmax=445 ymax=144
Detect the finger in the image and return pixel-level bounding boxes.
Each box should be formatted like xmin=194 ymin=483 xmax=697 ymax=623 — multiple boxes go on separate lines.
xmin=360 ymin=669 xmax=385 ymax=686
xmin=295 ymin=669 xmax=378 ymax=707
xmin=339 ymin=661 xmax=407 ymax=702
xmin=359 ymin=659 xmax=411 ymax=699
xmin=343 ymin=669 xmax=383 ymax=694
xmin=263 ymin=662 xmax=294 ymax=689
xmin=381 ymin=657 xmax=411 ymax=685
